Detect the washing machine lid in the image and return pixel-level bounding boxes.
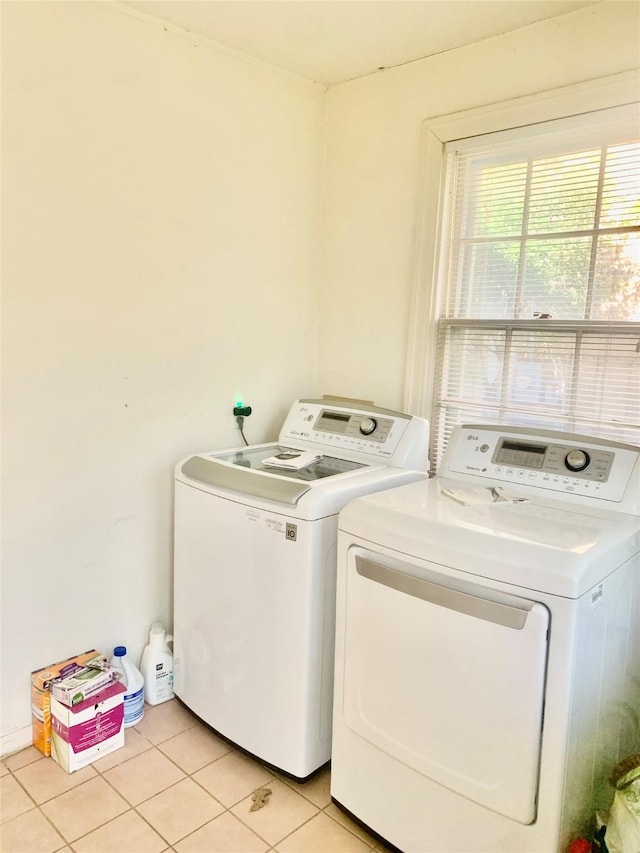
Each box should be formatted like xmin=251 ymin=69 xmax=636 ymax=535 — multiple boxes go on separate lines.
xmin=179 ymin=443 xmax=367 ymax=507
xmin=213 ymin=444 xmax=366 ymax=480
xmin=177 ymin=442 xmax=429 ymax=519
xmin=339 ymin=478 xmax=640 ymax=598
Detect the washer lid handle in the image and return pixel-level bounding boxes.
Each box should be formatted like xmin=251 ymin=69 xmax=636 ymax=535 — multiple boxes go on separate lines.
xmin=180 ymin=456 xmax=311 ymax=506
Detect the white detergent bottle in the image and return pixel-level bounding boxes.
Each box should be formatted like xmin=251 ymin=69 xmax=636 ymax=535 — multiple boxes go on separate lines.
xmin=109 ymin=646 xmax=145 ymax=727
xmin=139 ymin=623 xmax=174 ymax=705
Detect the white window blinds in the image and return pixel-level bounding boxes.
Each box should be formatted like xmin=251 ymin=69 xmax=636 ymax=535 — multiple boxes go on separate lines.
xmin=431 ymin=105 xmax=640 ymax=468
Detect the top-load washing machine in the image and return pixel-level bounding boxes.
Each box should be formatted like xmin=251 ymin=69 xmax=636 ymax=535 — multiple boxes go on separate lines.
xmin=173 ymin=398 xmax=429 ymax=780
xmin=332 ymin=424 xmax=640 ymax=852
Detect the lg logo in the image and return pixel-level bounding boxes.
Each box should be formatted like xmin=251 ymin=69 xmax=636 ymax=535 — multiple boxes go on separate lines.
xmin=286 ymin=523 xmax=297 ymax=541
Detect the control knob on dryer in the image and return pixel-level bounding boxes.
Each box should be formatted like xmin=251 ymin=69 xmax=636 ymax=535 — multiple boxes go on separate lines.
xmin=359 ymin=417 xmax=377 ymax=436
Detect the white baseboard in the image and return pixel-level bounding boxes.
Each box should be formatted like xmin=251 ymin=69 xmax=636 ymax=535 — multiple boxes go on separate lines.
xmin=1 ymin=724 xmax=33 ymax=759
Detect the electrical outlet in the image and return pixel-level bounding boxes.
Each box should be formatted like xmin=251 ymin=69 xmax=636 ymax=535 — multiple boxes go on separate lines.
xmin=233 ymin=404 xmax=252 ymax=417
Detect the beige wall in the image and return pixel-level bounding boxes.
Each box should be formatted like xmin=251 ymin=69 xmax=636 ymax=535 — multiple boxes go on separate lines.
xmin=1 ymin=1 xmax=324 ymax=751
xmin=319 ymin=1 xmax=640 ymax=409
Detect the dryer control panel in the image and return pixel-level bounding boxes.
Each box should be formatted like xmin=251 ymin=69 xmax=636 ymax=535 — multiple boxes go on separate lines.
xmin=493 ymin=438 xmax=614 ymax=480
xmin=442 ymin=425 xmax=640 ymax=508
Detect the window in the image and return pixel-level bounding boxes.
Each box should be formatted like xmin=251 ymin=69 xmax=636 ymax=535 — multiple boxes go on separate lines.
xmin=407 ymin=84 xmax=640 ymax=471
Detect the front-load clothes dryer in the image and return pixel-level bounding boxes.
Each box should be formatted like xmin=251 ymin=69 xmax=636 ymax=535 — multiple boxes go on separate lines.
xmin=173 ymin=398 xmax=429 ymax=780
xmin=332 ymin=424 xmax=640 ymax=852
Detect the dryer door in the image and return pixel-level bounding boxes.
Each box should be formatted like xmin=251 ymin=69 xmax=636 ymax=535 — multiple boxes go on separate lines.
xmin=342 ymin=550 xmax=550 ymax=825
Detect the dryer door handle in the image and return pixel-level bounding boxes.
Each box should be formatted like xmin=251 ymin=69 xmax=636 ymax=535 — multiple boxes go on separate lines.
xmin=355 ymin=556 xmax=534 ymax=630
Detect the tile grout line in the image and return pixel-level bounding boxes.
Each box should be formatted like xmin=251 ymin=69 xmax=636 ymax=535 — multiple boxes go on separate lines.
xmin=42 ymin=775 xmax=130 ymax=850
xmin=266 ymin=805 xmax=322 ymax=850
xmin=82 ymin=738 xmax=185 ymax=850
xmin=1 ymin=798 xmax=67 ymax=852
xmin=1 ymin=765 xmax=71 ymax=853
xmin=2 ymin=761 xmax=44 ymax=811
xmin=84 ymin=730 xmax=267 ymax=850
xmin=128 ymin=772 xmax=227 ymax=850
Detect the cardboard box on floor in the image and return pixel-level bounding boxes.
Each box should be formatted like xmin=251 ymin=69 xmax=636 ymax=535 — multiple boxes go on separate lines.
xmin=31 ymin=649 xmax=101 ymax=756
xmin=51 ymin=681 xmax=127 ymax=773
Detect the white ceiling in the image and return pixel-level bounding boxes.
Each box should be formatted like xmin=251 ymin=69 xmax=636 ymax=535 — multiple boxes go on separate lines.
xmin=124 ymin=0 xmax=597 ymax=86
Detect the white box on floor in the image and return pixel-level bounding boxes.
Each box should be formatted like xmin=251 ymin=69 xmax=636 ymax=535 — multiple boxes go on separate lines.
xmin=50 ymin=681 xmax=127 ymax=773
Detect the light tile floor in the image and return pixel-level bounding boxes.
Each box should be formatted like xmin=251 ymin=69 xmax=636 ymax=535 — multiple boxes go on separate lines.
xmin=0 ymin=700 xmax=389 ymax=853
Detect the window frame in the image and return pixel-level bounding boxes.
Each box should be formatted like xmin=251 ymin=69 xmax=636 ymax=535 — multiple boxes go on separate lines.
xmin=404 ymin=71 xmax=640 ymax=466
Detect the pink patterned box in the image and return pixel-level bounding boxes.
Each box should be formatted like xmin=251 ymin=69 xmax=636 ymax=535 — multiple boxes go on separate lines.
xmin=50 ymin=681 xmax=127 ymax=773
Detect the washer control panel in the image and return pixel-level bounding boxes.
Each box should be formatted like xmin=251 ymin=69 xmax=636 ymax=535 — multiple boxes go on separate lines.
xmin=442 ymin=425 xmax=639 ymax=506
xmin=278 ymin=399 xmax=430 ymax=470
xmin=281 ymin=401 xmax=399 ymax=456
xmin=313 ymin=409 xmax=392 ymax=444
